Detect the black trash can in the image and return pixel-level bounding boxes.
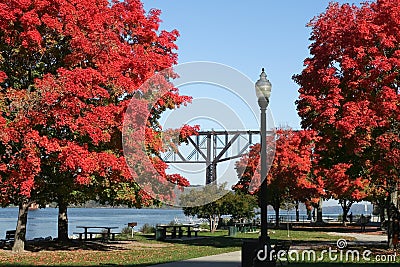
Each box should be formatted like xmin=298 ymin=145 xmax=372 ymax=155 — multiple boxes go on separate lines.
xmin=155 ymin=228 xmax=166 ymax=241
xmin=228 ymin=226 xmax=237 ymax=237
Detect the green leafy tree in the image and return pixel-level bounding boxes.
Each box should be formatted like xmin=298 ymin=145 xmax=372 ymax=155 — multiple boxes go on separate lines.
xmin=222 ymin=192 xmax=258 ymax=222
xmin=181 ymin=184 xmax=228 ymax=232
xmin=181 ymin=185 xmax=258 ymax=232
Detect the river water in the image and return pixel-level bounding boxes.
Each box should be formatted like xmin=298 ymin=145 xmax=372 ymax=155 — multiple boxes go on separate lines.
xmin=0 ymin=207 xmax=346 ymax=240
xmin=0 ymin=207 xmax=188 ymax=240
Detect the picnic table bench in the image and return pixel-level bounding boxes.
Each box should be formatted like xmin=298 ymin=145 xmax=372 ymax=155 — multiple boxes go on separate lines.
xmin=156 ymin=224 xmax=200 ymax=240
xmin=74 ymin=226 xmax=120 ymax=242
xmin=0 ymin=230 xmax=16 ymax=248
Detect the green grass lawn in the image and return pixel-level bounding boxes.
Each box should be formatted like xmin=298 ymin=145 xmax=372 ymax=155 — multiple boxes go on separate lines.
xmin=0 ymin=229 xmax=395 ymax=266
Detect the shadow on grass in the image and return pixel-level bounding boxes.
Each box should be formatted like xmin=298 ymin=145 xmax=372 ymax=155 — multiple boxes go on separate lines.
xmin=160 ymin=235 xmax=363 ymax=249
xmin=1 ymin=239 xmax=132 ymax=252
xmin=292 ymin=225 xmax=380 ymax=234
xmin=166 ymin=235 xmax=243 ymax=248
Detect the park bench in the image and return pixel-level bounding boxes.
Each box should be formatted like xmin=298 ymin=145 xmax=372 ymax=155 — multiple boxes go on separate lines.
xmin=73 ymin=231 xmax=121 ymax=241
xmin=156 ymin=224 xmax=200 ymax=240
xmin=5 ymin=230 xmax=15 ymax=240
xmin=0 ymin=230 xmax=16 ymax=248
xmin=180 ymin=224 xmax=201 ymax=238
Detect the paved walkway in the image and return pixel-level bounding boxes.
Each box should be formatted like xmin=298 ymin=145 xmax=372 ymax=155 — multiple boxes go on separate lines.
xmin=328 ymin=231 xmax=387 ymax=243
xmin=148 ymin=251 xmax=241 ymax=267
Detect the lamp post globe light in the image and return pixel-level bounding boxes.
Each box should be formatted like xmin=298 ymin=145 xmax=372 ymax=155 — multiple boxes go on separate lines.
xmin=255 ymin=68 xmax=272 ymax=108
xmin=253 ymin=68 xmax=274 ymax=267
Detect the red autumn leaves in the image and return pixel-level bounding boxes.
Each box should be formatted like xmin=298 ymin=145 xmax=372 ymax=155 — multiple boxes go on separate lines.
xmin=294 ymin=0 xmax=400 ymax=204
xmin=236 ymin=0 xmax=399 ymax=213
xmin=0 ymin=0 xmax=196 ymax=208
xmin=234 ymin=129 xmax=322 ymax=209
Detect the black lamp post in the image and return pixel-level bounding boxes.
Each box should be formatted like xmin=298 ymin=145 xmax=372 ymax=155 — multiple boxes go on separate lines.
xmin=255 ymin=68 xmax=271 ymax=244
xmin=241 ymin=68 xmax=273 ymax=267
xmin=254 ymin=68 xmax=273 ymax=267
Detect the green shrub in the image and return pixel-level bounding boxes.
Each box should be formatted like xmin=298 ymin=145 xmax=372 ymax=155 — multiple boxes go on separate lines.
xmin=168 ymin=220 xmax=178 ymax=226
xmin=139 ymin=223 xmax=155 ymax=234
xmin=199 ymin=222 xmax=209 ymax=230
xmin=121 ymin=226 xmax=132 ymax=235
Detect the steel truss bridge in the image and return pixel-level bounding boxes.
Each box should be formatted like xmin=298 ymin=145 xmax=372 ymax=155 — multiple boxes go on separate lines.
xmin=161 ymin=130 xmax=262 ymax=184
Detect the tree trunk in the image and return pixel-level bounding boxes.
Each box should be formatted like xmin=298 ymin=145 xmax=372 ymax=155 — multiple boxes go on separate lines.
xmin=209 ymin=215 xmax=219 ymax=232
xmin=209 ymin=217 xmax=214 ymax=232
xmin=295 ymin=201 xmax=300 ymax=222
xmin=380 ymin=208 xmax=385 ymax=227
xmin=340 ymin=199 xmax=353 ymax=226
xmin=387 ymin=195 xmax=392 ymax=248
xmin=342 ymin=209 xmax=349 ymax=226
xmin=316 ymin=198 xmax=323 ymax=223
xmin=342 ymin=206 xmax=349 ymax=226
xmin=378 ymin=201 xmax=386 ymax=228
xmin=58 ymin=200 xmax=69 ymax=241
xmin=12 ymin=200 xmax=31 ymax=253
xmin=307 ymin=209 xmax=312 ymax=221
xmin=386 ymin=191 xmax=399 ymax=248
xmin=273 ymin=204 xmax=280 ymax=229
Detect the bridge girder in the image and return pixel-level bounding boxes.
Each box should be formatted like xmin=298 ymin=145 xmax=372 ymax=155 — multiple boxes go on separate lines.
xmin=162 ymin=130 xmax=264 ymax=184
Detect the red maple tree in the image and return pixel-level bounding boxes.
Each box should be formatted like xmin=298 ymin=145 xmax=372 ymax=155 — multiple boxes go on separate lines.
xmin=234 ymin=129 xmax=322 ymax=226
xmin=0 ymin=0 xmax=196 ymax=252
xmin=293 ymin=0 xmax=400 ymax=228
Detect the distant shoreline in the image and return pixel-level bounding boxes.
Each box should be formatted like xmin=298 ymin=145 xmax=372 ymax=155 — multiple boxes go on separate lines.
xmin=3 ymin=206 xmax=182 ymax=210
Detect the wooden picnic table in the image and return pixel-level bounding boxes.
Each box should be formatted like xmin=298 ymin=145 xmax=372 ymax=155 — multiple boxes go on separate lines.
xmin=75 ymin=226 xmax=119 ymax=241
xmin=156 ymin=224 xmax=199 ymax=239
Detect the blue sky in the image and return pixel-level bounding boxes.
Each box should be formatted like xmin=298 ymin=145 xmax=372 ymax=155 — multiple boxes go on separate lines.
xmin=141 ymin=1 xmax=372 ymax=206
xmin=142 ymin=0 xmax=365 ymax=129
